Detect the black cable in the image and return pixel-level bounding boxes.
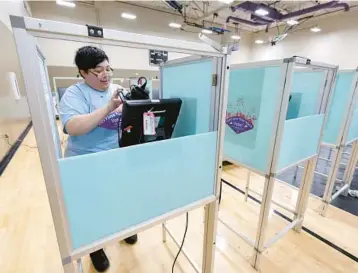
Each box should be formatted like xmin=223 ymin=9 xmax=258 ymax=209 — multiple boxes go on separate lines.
xmin=117 ymin=113 xmax=121 ymax=148
xmin=117 ymin=90 xmax=126 ymax=148
xmin=2 ymin=134 xmax=38 ymax=149
xmin=171 ymin=212 xmax=189 ymax=273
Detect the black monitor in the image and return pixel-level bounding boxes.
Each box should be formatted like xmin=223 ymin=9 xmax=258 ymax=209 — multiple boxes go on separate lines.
xmin=120 ymin=98 xmax=182 ymax=147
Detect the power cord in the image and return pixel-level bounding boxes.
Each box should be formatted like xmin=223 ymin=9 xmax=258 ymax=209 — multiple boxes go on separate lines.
xmin=115 ymin=84 xmax=189 ymax=272
xmin=2 ymin=133 xmax=67 ymax=150
xmin=171 ymin=212 xmax=189 ymax=273
xmin=117 ymin=90 xmax=126 ymax=148
xmin=2 ymin=134 xmax=37 ymax=149
xmin=117 ymin=112 xmax=121 ymax=148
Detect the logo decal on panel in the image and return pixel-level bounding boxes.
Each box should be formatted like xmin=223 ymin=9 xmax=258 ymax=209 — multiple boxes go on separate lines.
xmin=226 ymin=98 xmax=257 ymax=134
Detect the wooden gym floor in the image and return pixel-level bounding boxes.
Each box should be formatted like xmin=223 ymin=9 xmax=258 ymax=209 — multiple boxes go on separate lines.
xmin=0 ymin=128 xmax=357 ymax=273
xmin=222 ymin=165 xmax=358 ymax=259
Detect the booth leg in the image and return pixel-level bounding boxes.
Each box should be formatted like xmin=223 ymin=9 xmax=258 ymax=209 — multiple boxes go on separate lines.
xmin=342 ymin=142 xmax=358 ymax=196
xmin=347 ymin=142 xmax=358 ymax=188
xmin=62 ymin=262 xmax=76 ymax=273
xmin=321 ymin=147 xmax=344 ymax=216
xmin=244 ymin=171 xmax=250 ymax=202
xmin=202 ymin=201 xmax=218 ymax=273
xmin=293 ymin=166 xmax=299 ymax=182
xmin=162 ymin=223 xmax=167 ymax=243
xmin=218 ymin=179 xmax=223 ymax=205
xmin=294 ymin=158 xmax=316 ymax=232
xmin=342 ymin=149 xmax=352 ymax=188
xmin=76 ymin=259 xmax=83 ymax=273
xmin=251 ymin=175 xmax=275 ymax=270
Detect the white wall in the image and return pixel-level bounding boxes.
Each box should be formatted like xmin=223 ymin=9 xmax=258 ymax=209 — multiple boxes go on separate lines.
xmin=230 ymin=39 xmax=253 ymax=64
xmin=37 ymin=38 xmax=188 ymax=71
xmin=29 ymin=1 xmax=252 ymax=68
xmin=250 ymin=9 xmax=358 ymax=69
xmin=0 ymin=0 xmax=31 ymax=160
xmin=29 ymin=1 xmax=197 ymax=70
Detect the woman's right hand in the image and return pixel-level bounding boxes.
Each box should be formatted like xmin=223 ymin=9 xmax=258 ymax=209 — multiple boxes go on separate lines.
xmin=107 ymin=90 xmax=123 ymax=113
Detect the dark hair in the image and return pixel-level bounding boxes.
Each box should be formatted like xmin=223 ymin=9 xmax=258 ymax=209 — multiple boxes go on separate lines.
xmin=74 ymin=46 xmax=109 ymax=76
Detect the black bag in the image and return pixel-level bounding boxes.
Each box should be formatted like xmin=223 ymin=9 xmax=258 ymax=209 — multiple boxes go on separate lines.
xmin=126 ymin=77 xmax=150 ymax=100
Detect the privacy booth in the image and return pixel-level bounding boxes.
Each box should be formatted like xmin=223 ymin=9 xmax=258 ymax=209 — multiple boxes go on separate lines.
xmin=318 ymin=69 xmax=358 ymax=215
xmin=10 ymin=15 xmax=230 ymax=273
xmin=220 ymin=58 xmax=338 ymax=270
xmin=290 ymin=68 xmax=358 ymax=216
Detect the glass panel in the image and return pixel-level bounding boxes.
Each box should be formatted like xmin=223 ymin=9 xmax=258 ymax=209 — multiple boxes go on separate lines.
xmin=323 ymin=71 xmax=355 ymax=145
xmin=346 ymin=108 xmax=358 ymax=144
xmin=286 ymin=71 xmax=326 ymax=119
xmin=58 ymin=132 xmax=217 ymax=250
xmin=224 ymin=66 xmax=282 ymax=174
xmin=276 ymin=114 xmax=324 ymax=172
xmin=162 ymin=59 xmax=213 ymax=137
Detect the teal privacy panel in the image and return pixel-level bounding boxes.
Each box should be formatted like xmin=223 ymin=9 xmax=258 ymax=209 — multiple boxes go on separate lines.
xmin=224 ymin=66 xmax=282 ymax=174
xmin=323 ymin=72 xmax=355 ymax=145
xmin=58 ymin=132 xmax=217 ymax=250
xmin=162 ymin=59 xmax=213 ymax=137
xmin=346 ymin=107 xmax=358 ymax=144
xmin=286 ymin=71 xmax=325 ymax=119
xmin=276 ymin=114 xmax=324 ymax=172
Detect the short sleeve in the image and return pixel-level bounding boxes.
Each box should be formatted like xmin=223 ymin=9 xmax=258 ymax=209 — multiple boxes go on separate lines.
xmin=59 ymin=85 xmax=90 ymax=133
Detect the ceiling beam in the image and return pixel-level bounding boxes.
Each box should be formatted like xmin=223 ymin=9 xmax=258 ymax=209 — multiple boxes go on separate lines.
xmin=181 ymin=4 xmax=229 ymax=30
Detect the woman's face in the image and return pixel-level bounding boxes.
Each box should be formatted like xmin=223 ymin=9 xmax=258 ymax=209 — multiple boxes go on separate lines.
xmin=82 ymin=60 xmax=113 ymax=91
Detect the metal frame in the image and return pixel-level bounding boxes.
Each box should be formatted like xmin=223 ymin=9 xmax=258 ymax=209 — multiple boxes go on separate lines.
xmin=162 ymin=55 xmax=210 ymax=67
xmin=229 ymin=59 xmax=285 ymax=70
xmin=24 ymin=17 xmax=222 ymax=57
xmin=220 ymin=57 xmax=338 ymax=271
xmin=11 ymin=15 xmax=230 ymax=273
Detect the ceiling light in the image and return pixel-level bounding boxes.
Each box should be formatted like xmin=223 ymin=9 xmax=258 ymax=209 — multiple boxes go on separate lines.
xmin=56 ymin=0 xmax=75 ymax=8
xmin=218 ymin=0 xmax=235 ymax=4
xmin=169 ymin=22 xmax=181 ymax=29
xmin=287 ymin=19 xmax=299 ymax=26
xmin=231 ymin=35 xmax=241 ymax=40
xmin=202 ymin=29 xmax=213 ymax=34
xmin=255 ymin=39 xmax=264 ymax=44
xmin=121 ymin=13 xmax=137 ymax=20
xmin=310 ymin=26 xmax=321 ymax=32
xmin=255 ymin=8 xmax=269 ymax=16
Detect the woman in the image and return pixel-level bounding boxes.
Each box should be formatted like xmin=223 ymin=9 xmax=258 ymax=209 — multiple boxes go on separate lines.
xmin=60 ymin=46 xmax=137 ymax=272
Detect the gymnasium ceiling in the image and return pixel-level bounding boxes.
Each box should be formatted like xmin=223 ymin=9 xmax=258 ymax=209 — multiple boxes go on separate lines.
xmin=111 ymin=1 xmax=358 ymax=33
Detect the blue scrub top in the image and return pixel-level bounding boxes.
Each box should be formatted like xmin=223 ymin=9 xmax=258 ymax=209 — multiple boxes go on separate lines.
xmin=59 ymin=82 xmax=122 ymax=157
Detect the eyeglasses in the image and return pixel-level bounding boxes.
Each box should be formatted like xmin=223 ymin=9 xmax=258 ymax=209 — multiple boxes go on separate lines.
xmin=88 ymin=67 xmax=114 ymax=79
